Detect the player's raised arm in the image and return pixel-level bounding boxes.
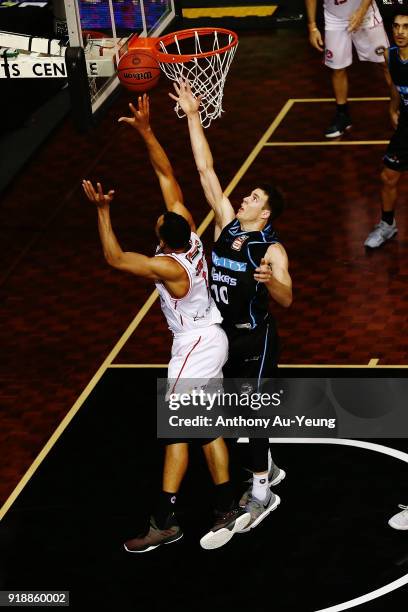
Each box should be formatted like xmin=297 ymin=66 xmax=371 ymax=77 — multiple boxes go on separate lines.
xmin=118 ymin=94 xmax=195 ymax=231
xmin=170 ymin=80 xmax=235 ymax=239
xmin=82 ymin=179 xmax=186 ymax=282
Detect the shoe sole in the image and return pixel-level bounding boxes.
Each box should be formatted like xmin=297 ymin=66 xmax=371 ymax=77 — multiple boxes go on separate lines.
xmin=200 ymin=512 xmax=251 ymax=550
xmin=388 ymin=519 xmax=408 ymax=530
xmin=124 ymin=532 xmax=183 ymax=553
xmin=325 ymin=125 xmax=352 ymax=139
xmin=238 ymin=494 xmax=281 ymax=533
xmin=364 ymin=228 xmax=398 ymax=248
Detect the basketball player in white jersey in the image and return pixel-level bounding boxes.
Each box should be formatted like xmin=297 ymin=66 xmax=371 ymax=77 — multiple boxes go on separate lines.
xmin=305 ymin=0 xmax=389 ymax=137
xmin=82 ymin=95 xmax=250 ymax=551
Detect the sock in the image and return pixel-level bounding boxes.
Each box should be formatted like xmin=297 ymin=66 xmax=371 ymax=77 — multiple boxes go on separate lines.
xmin=381 ymin=209 xmax=395 ymax=225
xmin=214 ymin=481 xmax=234 ymax=513
xmin=154 ymin=491 xmax=177 ymax=529
xmin=267 ymin=448 xmax=273 ymax=473
xmin=252 ymin=472 xmax=269 ymax=502
xmin=336 ymin=103 xmax=349 ymax=115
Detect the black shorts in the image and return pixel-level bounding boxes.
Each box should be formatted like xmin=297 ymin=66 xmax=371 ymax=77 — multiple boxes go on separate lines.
xmin=222 ymin=315 xmax=280 ymax=382
xmin=383 ymin=118 xmax=408 ymax=172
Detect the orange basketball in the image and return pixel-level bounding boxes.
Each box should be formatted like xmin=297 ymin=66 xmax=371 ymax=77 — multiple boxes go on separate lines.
xmin=117 ymin=50 xmax=160 ymax=93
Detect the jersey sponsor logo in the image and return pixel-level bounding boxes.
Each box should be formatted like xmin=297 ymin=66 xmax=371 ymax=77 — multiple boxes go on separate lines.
xmin=325 ymin=49 xmax=333 ymax=60
xmin=231 ymin=235 xmax=249 ymax=251
xmin=212 ymin=251 xmax=247 ymax=272
xmin=211 ymin=269 xmax=237 ymax=286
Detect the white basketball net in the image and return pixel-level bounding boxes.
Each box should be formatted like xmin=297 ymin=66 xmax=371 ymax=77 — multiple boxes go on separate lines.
xmin=157 ymin=30 xmax=238 ymax=128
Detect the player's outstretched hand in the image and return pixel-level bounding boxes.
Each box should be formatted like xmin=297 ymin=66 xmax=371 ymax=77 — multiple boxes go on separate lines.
xmin=118 ymin=94 xmax=150 ymax=133
xmin=169 ymin=79 xmax=202 ymax=116
xmin=309 ymin=27 xmax=324 ymax=52
xmin=82 ymin=180 xmax=115 ymax=208
xmin=254 ymin=258 xmax=273 ymax=284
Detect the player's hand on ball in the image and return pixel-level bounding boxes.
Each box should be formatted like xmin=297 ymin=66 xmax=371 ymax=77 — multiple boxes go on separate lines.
xmin=82 ymin=180 xmax=115 ymax=208
xmin=169 ymin=79 xmax=202 ymax=116
xmin=254 ymin=258 xmax=273 ymax=283
xmin=118 ymin=94 xmax=151 ymax=133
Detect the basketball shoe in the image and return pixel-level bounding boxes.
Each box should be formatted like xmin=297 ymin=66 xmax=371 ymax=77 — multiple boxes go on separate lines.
xmin=238 ymin=490 xmax=281 ymax=533
xmin=364 ymin=219 xmax=398 ymax=248
xmin=325 ymin=112 xmax=352 ymax=138
xmin=124 ymin=514 xmax=183 ymax=553
xmin=200 ymin=507 xmax=251 ymax=549
xmin=389 ymin=505 xmax=408 ymax=530
xmin=239 ymin=463 xmax=286 ymax=507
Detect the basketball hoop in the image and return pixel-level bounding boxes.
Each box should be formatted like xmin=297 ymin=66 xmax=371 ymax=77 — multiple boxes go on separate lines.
xmin=154 ymin=28 xmax=238 ymax=128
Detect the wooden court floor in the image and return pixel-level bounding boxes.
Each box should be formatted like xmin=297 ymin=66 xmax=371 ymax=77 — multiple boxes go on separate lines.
xmin=1 ymin=28 xmax=408 ymax=508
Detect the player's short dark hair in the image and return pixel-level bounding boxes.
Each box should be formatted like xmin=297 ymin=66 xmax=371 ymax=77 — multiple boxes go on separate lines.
xmin=257 ymin=183 xmax=285 ymax=221
xmin=393 ymin=6 xmax=408 ymax=20
xmin=158 ymin=211 xmax=191 ymax=249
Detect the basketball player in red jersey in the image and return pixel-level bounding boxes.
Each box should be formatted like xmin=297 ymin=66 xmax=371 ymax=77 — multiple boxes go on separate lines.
xmin=82 ymin=95 xmax=250 ymax=551
xmin=305 ymin=0 xmax=389 ymax=137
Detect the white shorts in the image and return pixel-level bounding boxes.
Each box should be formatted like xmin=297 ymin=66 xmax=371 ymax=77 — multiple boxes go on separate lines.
xmin=324 ymin=10 xmax=388 ymax=69
xmin=167 ymin=324 xmax=228 ymax=395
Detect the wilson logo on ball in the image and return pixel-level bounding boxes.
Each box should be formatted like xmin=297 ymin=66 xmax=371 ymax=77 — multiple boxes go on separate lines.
xmin=117 ymin=49 xmax=161 ymax=93
xmin=124 ymin=71 xmax=153 ymax=80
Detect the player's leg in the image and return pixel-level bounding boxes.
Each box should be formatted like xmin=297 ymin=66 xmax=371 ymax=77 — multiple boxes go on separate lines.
xmin=169 ymin=326 xmax=250 ymax=549
xmin=200 ymin=437 xmax=251 ymax=549
xmin=332 ymin=68 xmax=348 ymax=105
xmin=160 ymin=441 xmax=189 ymax=519
xmin=226 ymin=321 xmax=283 ymax=532
xmin=123 ymin=441 xmax=187 ymax=553
xmin=364 ymin=121 xmax=407 ymax=247
xmin=324 ymin=26 xmax=353 ymax=138
xmin=202 ymin=436 xmax=229 ymax=484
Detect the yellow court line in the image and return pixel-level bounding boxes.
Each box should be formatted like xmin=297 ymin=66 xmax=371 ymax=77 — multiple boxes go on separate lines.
xmin=183 ymin=6 xmax=277 ymax=18
xmin=265 ymin=141 xmax=388 ymax=146
xmin=0 ymin=98 xmax=295 ymax=522
xmin=109 ymin=360 xmax=408 ymax=369
xmin=291 ymin=97 xmax=390 ymax=103
xmin=0 ymin=291 xmax=161 ymax=520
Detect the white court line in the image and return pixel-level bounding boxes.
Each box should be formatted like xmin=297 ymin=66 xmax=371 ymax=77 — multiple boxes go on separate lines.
xmin=238 ymin=438 xmax=408 ymax=612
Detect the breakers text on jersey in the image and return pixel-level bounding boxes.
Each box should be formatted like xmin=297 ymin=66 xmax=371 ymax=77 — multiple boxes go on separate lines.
xmin=211 ymin=269 xmax=237 ymax=286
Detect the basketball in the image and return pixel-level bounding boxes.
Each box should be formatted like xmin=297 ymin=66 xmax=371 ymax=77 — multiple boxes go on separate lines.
xmin=117 ymin=50 xmax=160 ymax=93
